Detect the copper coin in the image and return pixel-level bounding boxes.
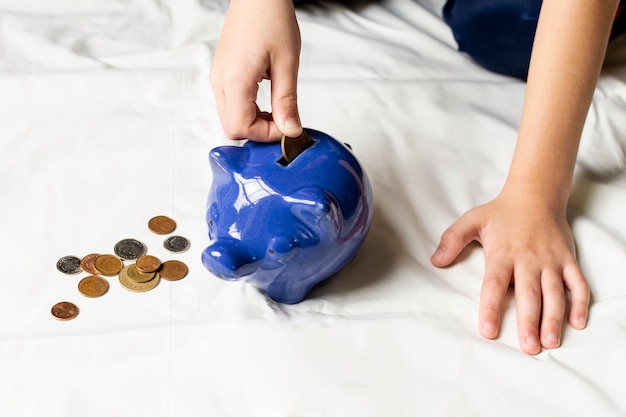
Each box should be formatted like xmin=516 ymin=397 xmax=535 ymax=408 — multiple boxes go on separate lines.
xmin=280 ymin=129 xmax=313 ymax=164
xmin=126 ymin=264 xmax=156 ymax=283
xmin=159 ymin=260 xmax=188 ymax=281
xmin=78 ymin=276 xmax=109 ymax=298
xmin=148 ymin=215 xmax=177 ymax=235
xmin=135 ymin=255 xmax=161 ymax=273
xmin=114 ymin=238 xmax=147 ymax=260
xmin=163 ymin=235 xmax=190 ymax=253
xmin=80 ymin=253 xmax=101 ymax=275
xmin=56 ymin=255 xmax=82 ymax=275
xmin=119 ymin=264 xmax=160 ymax=292
xmin=94 ymin=254 xmax=124 ymax=276
xmin=51 ymin=301 xmax=79 ymax=321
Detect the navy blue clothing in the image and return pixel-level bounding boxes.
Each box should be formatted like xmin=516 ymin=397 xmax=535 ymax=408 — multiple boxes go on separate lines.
xmin=443 ymin=0 xmax=626 ymax=79
xmin=293 ymin=0 xmax=626 ymax=79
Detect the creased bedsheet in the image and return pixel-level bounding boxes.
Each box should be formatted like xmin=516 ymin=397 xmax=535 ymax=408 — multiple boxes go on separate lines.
xmin=1 ymin=0 xmax=625 ymax=416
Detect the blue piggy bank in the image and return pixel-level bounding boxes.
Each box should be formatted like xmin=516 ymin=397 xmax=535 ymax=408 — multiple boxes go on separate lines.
xmin=201 ymin=129 xmax=374 ymax=304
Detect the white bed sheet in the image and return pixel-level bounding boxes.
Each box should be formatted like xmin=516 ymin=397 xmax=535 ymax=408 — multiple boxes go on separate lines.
xmin=1 ymin=0 xmax=626 ymax=415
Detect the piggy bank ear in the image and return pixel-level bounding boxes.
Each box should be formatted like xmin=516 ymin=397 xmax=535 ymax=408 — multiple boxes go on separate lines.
xmin=291 ymin=187 xmax=343 ymax=236
xmin=209 ymin=145 xmax=247 ymax=175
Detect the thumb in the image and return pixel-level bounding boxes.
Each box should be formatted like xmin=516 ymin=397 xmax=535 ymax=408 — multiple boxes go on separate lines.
xmin=271 ymin=65 xmax=302 ymax=138
xmin=431 ymin=210 xmax=480 ymax=268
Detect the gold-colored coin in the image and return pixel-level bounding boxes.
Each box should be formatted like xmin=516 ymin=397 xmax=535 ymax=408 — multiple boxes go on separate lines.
xmin=78 ymin=276 xmax=109 ymax=298
xmin=51 ymin=301 xmax=79 ymax=321
xmin=80 ymin=253 xmax=101 ymax=275
xmin=94 ymin=254 xmax=124 ymax=276
xmin=135 ymin=255 xmax=161 ymax=273
xmin=281 ymin=129 xmax=313 ymax=164
xmin=119 ymin=264 xmax=160 ymax=292
xmin=148 ymin=215 xmax=177 ymax=235
xmin=159 ymin=260 xmax=188 ymax=281
xmin=126 ymin=264 xmax=156 ymax=283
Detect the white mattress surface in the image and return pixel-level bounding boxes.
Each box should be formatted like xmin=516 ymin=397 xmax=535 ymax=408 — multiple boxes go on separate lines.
xmin=1 ymin=0 xmax=626 ymax=415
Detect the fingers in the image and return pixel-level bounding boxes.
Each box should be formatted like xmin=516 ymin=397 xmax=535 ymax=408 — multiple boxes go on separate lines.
xmin=505 ymin=265 xmax=586 ymax=355
xmin=478 ymin=262 xmax=511 ymax=341
xmin=270 ymin=56 xmax=302 ymax=138
xmin=212 ymin=69 xmax=301 ymax=142
xmin=513 ymin=268 xmax=546 ymax=355
xmin=539 ymin=270 xmax=567 ymax=350
xmin=563 ymin=264 xmax=590 ymax=330
xmin=213 ymin=71 xmax=286 ymax=142
xmin=431 ymin=210 xmax=480 ymax=268
xmin=480 ymin=265 xmax=578 ymax=355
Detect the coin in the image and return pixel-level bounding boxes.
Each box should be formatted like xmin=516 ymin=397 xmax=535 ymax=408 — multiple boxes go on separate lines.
xmin=159 ymin=260 xmax=188 ymax=281
xmin=56 ymin=255 xmax=82 ymax=275
xmin=51 ymin=301 xmax=79 ymax=321
xmin=126 ymin=264 xmax=156 ymax=283
xmin=119 ymin=264 xmax=160 ymax=292
xmin=78 ymin=276 xmax=109 ymax=298
xmin=163 ymin=235 xmax=190 ymax=253
xmin=281 ymin=129 xmax=313 ymax=164
xmin=135 ymin=255 xmax=161 ymax=273
xmin=114 ymin=238 xmax=147 ymax=260
xmin=148 ymin=215 xmax=177 ymax=235
xmin=94 ymin=254 xmax=124 ymax=276
xmin=80 ymin=253 xmax=101 ymax=275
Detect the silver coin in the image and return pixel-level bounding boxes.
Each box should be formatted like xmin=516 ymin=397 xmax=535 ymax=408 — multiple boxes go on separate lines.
xmin=56 ymin=255 xmax=83 ymax=274
xmin=163 ymin=235 xmax=190 ymax=253
xmin=114 ymin=238 xmax=147 ymax=260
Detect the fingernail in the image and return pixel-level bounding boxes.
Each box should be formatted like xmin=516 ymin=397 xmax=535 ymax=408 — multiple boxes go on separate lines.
xmin=576 ymin=315 xmax=587 ymax=328
xmin=525 ymin=335 xmax=539 ymax=347
xmin=480 ymin=320 xmax=496 ymax=336
xmin=432 ymin=248 xmax=445 ymax=260
xmin=284 ymin=117 xmax=301 ymax=130
xmin=545 ymin=332 xmax=559 ymax=344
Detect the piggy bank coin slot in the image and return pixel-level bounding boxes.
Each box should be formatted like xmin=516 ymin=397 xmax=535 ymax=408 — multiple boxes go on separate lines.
xmin=278 ymin=130 xmax=314 ymax=166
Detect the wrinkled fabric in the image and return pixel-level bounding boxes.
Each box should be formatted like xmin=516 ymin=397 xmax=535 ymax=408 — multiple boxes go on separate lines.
xmin=1 ymin=0 xmax=626 ymax=416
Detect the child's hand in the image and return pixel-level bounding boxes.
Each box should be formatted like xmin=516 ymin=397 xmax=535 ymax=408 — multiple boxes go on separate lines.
xmin=210 ymin=0 xmax=302 ymax=142
xmin=431 ymin=188 xmax=590 ymax=355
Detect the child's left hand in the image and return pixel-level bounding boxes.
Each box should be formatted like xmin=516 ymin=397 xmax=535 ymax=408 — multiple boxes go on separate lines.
xmin=431 ymin=188 xmax=590 ymax=355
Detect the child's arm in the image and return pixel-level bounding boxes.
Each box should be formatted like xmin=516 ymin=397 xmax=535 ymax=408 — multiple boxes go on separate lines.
xmin=210 ymin=0 xmax=303 ymax=141
xmin=432 ymin=0 xmax=620 ymax=354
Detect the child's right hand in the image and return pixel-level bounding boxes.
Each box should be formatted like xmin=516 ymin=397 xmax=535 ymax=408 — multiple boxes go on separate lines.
xmin=210 ymin=0 xmax=303 ymax=142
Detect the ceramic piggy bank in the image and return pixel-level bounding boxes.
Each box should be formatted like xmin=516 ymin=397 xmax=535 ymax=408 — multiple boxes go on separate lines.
xmin=201 ymin=129 xmax=373 ymax=304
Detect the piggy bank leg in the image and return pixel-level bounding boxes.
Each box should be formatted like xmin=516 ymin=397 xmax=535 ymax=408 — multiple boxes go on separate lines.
xmin=202 ymin=243 xmax=257 ymax=280
xmin=261 ymin=272 xmax=329 ymax=304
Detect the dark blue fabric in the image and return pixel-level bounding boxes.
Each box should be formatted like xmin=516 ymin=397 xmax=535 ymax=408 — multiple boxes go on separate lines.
xmin=292 ymin=0 xmax=626 ymax=80
xmin=443 ymin=0 xmax=541 ymax=79
xmin=443 ymin=0 xmax=626 ymax=80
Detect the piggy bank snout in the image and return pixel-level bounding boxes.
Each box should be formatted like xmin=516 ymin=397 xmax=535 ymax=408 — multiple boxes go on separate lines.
xmin=201 ymin=242 xmax=257 ymax=280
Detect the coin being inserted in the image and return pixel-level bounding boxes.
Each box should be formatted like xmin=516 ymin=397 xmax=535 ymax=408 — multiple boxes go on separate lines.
xmin=281 ymin=129 xmax=313 ymax=164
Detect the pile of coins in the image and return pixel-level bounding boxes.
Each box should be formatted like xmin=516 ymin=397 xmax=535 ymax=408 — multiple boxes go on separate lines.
xmin=52 ymin=215 xmax=190 ymax=321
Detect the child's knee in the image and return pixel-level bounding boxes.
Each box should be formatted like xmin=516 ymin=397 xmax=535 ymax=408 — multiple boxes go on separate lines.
xmin=443 ymin=0 xmax=542 ymax=79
